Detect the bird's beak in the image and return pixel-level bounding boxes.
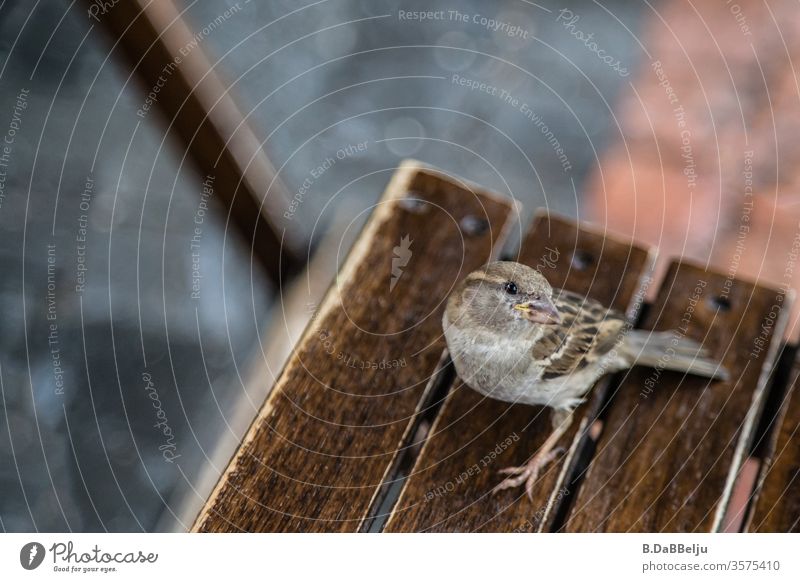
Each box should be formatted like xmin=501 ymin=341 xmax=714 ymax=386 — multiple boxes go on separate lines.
xmin=513 ymin=298 xmax=562 ymax=325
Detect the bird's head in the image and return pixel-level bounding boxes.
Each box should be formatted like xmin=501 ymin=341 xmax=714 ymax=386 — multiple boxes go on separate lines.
xmin=445 ymin=261 xmax=561 ymax=333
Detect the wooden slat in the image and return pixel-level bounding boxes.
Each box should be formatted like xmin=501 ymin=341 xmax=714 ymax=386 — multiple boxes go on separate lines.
xmin=747 ymin=359 xmax=800 ymax=532
xmin=166 ymin=205 xmax=363 ymax=531
xmin=565 ymin=261 xmax=788 ymax=532
xmin=85 ymin=0 xmax=300 ymax=281
xmin=192 ymin=161 xmax=515 ymax=532
xmin=384 ymin=213 xmax=653 ymax=532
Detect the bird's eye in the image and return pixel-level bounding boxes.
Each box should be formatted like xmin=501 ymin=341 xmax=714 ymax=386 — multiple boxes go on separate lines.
xmin=504 ymin=282 xmax=518 ymax=295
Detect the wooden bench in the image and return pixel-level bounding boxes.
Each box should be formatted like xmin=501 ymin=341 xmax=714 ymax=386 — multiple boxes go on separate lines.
xmin=193 ymin=161 xmax=798 ymax=533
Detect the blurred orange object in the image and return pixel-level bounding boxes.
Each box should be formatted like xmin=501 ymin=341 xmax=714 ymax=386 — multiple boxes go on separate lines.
xmin=586 ymin=0 xmax=800 ymax=340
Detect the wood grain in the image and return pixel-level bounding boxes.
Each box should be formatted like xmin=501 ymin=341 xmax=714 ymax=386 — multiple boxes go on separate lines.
xmin=192 ymin=161 xmax=515 ymax=532
xmin=747 ymin=359 xmax=800 ymax=532
xmin=85 ymin=0 xmax=300 ymax=281
xmin=565 ymin=261 xmax=789 ymax=532
xmin=384 ymin=213 xmax=653 ymax=532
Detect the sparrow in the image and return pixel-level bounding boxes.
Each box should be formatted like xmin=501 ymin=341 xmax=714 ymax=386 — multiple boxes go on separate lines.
xmin=443 ymin=261 xmax=728 ymax=499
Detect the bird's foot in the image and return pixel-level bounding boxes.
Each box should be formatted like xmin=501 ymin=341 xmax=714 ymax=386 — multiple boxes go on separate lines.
xmin=492 ymin=447 xmax=564 ymax=501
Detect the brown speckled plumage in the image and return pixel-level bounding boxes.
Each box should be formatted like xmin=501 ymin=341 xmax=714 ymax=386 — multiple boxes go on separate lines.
xmin=443 ymin=261 xmax=728 ymax=498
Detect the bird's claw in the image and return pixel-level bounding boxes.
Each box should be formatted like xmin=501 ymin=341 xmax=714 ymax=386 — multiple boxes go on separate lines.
xmin=492 ymin=447 xmax=565 ymax=501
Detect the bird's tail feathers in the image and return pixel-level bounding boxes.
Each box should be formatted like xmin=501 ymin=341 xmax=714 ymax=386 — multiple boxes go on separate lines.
xmin=622 ymin=330 xmax=729 ymax=381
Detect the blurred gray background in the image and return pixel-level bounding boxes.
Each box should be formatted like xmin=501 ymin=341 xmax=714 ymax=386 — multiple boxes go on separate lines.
xmin=0 ymin=0 xmax=646 ymax=531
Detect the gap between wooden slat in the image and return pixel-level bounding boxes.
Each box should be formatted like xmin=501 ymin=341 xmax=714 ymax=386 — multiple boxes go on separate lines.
xmin=563 ymin=261 xmax=789 ymax=532
xmin=193 ymin=160 xmax=517 ymax=532
xmin=380 ymin=213 xmax=655 ymax=532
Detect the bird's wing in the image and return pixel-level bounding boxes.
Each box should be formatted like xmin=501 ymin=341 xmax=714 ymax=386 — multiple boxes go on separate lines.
xmin=531 ymin=289 xmax=628 ymax=380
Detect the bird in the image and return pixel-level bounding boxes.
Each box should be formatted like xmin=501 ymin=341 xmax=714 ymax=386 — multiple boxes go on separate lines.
xmin=442 ymin=261 xmax=728 ymax=499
